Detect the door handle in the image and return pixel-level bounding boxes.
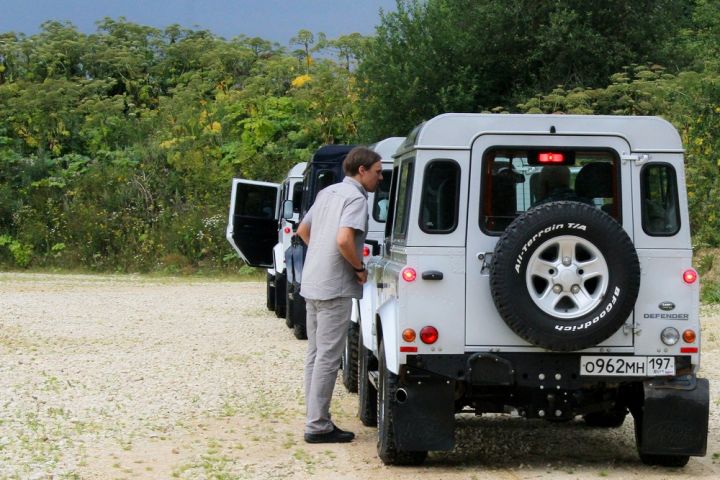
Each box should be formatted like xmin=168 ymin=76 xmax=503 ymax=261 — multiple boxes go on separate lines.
xmin=421 ymin=270 xmax=443 ymax=280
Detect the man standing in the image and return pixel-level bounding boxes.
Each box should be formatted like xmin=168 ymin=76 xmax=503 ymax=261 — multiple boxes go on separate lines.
xmin=296 ymin=147 xmax=383 ymax=443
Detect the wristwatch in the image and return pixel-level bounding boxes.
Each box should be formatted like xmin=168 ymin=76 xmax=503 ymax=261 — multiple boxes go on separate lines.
xmin=353 ymin=263 xmax=366 ymax=273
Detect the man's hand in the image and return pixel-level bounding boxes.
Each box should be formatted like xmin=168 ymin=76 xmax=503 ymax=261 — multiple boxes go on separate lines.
xmin=337 ymin=227 xmax=366 ymax=283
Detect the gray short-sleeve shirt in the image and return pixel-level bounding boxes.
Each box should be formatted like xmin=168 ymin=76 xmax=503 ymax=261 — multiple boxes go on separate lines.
xmin=299 ymin=177 xmax=368 ymax=300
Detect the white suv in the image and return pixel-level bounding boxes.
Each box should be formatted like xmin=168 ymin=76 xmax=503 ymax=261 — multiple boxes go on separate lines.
xmin=356 ymin=114 xmax=708 ymax=467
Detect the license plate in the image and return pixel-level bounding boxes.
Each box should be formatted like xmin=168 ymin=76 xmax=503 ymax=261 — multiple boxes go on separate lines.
xmin=580 ymin=356 xmax=675 ymax=377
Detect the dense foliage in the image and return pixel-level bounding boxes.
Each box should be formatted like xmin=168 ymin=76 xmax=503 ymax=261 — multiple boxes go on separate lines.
xmin=356 ymin=0 xmax=693 ymax=140
xmin=2 ymin=1 xmax=720 ymax=273
xmin=0 ymin=19 xmax=362 ymax=272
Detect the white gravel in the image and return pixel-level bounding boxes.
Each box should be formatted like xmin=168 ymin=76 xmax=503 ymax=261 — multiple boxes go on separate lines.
xmin=1 ymin=272 xmax=719 ymax=479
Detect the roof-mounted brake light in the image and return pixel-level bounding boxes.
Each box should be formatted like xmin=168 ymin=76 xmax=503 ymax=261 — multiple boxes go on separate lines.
xmin=538 ymin=152 xmax=565 ymax=164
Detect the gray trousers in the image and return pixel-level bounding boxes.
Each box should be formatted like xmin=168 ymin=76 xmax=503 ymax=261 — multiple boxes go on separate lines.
xmin=304 ymin=297 xmax=352 ymax=434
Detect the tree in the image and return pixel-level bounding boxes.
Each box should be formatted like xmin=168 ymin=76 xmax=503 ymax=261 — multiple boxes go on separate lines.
xmin=356 ymin=0 xmax=693 ymax=140
xmin=290 ymin=29 xmax=315 ymax=74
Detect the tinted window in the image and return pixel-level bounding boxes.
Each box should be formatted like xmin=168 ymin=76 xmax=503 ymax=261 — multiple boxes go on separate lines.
xmin=641 ymin=163 xmax=680 ymax=236
xmin=235 ymin=184 xmax=276 ymax=219
xmin=481 ymin=149 xmax=619 ymax=233
xmin=392 ymin=160 xmax=414 ymax=241
xmin=372 ymin=169 xmax=392 ymax=222
xmin=420 ymin=160 xmax=460 ymax=233
xmin=316 ymin=170 xmax=336 ymax=191
xmin=384 ymin=166 xmax=399 ymax=239
xmin=292 ymin=182 xmax=303 ymax=213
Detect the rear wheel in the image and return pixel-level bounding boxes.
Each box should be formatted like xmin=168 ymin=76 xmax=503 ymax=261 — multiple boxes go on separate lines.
xmin=285 ymin=281 xmax=294 ymax=328
xmin=342 ymin=322 xmax=359 ymax=393
xmin=274 ymin=272 xmax=287 ymax=318
xmin=358 ymin=339 xmax=377 ymax=427
xmin=293 ymin=322 xmax=307 ymax=340
xmin=291 ymin=293 xmax=307 ymax=340
xmin=377 ymin=342 xmax=427 ymax=465
xmin=266 ymin=272 xmax=276 ymax=311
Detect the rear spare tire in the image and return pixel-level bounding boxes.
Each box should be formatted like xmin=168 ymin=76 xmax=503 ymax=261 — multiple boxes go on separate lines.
xmin=490 ymin=201 xmax=640 ymax=351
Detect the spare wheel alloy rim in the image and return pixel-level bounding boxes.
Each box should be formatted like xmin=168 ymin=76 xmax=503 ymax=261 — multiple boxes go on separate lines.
xmin=525 ymin=235 xmax=609 ymax=319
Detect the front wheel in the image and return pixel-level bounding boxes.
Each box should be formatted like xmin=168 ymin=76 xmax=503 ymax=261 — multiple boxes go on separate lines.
xmin=342 ymin=322 xmax=359 ymax=393
xmin=377 ymin=342 xmax=427 ymax=466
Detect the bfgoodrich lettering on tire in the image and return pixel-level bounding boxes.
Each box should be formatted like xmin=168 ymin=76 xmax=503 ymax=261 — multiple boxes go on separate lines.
xmin=490 ymin=201 xmax=640 ymax=351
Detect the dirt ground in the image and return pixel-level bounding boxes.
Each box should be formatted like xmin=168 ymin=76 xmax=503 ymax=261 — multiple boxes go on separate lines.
xmin=1 ymin=272 xmax=719 ymax=479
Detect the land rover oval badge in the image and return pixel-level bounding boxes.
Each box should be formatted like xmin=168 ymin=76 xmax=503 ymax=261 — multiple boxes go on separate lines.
xmin=659 ymin=301 xmax=676 ymax=311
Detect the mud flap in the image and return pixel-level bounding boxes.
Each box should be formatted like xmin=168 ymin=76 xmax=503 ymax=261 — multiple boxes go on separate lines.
xmin=638 ymin=375 xmax=709 ymax=456
xmin=393 ymin=374 xmax=455 ymax=451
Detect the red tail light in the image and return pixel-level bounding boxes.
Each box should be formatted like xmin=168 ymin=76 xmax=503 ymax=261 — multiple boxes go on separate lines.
xmin=420 ymin=326 xmax=438 ymax=344
xmin=283 ymin=226 xmax=291 ymax=234
xmin=683 ymin=269 xmax=698 ymax=284
xmin=363 ymin=246 xmax=370 ymax=257
xmin=401 ymin=267 xmax=417 ymax=282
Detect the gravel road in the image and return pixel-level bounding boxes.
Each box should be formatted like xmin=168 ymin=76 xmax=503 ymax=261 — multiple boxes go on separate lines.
xmin=1 ymin=272 xmax=719 ymax=479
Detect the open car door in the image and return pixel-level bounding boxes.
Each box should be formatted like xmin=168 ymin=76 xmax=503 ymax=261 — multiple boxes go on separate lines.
xmin=226 ymin=179 xmax=280 ymax=268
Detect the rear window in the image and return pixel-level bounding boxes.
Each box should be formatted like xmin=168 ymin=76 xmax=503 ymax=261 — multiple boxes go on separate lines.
xmin=641 ymin=163 xmax=680 ymax=236
xmin=480 ymin=148 xmax=619 ymax=233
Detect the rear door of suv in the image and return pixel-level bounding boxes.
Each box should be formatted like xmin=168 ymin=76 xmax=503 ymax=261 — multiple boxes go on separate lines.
xmin=465 ymin=134 xmax=634 ymax=349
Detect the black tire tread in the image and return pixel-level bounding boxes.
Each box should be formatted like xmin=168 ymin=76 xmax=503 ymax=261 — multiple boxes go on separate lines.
xmin=266 ymin=272 xmax=276 ymax=311
xmin=342 ymin=322 xmax=359 ymax=393
xmin=358 ymin=341 xmax=377 ymax=427
xmin=274 ymin=273 xmax=286 ymax=318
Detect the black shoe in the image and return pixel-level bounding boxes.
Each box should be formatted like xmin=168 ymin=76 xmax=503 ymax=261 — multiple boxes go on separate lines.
xmin=304 ymin=424 xmax=355 ymax=443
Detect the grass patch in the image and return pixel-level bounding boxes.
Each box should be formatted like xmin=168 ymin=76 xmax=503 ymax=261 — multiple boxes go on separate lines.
xmin=702 ymin=279 xmax=720 ymax=304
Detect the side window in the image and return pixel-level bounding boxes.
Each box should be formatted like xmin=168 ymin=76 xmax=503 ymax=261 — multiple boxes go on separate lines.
xmin=641 ymin=163 xmax=680 ymax=236
xmin=384 ymin=165 xmax=399 ymax=239
xmin=419 ymin=160 xmax=460 ymax=233
xmin=372 ymin=169 xmax=392 ymax=222
xmin=392 ymin=160 xmax=415 ymax=242
xmin=292 ymin=182 xmax=303 ymax=213
xmin=316 ymin=170 xmax=336 ymax=191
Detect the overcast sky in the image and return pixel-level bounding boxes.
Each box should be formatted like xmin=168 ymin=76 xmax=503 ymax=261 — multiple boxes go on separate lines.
xmin=0 ymin=0 xmax=398 ymax=46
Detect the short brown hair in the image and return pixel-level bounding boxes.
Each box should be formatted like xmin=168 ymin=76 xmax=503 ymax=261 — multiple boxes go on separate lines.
xmin=343 ymin=146 xmax=381 ymax=176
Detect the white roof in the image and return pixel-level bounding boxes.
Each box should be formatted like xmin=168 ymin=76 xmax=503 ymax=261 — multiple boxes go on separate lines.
xmin=370 ymin=137 xmax=405 ymax=161
xmin=287 ymin=162 xmax=307 ymax=178
xmin=401 ymin=114 xmax=683 ymax=152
